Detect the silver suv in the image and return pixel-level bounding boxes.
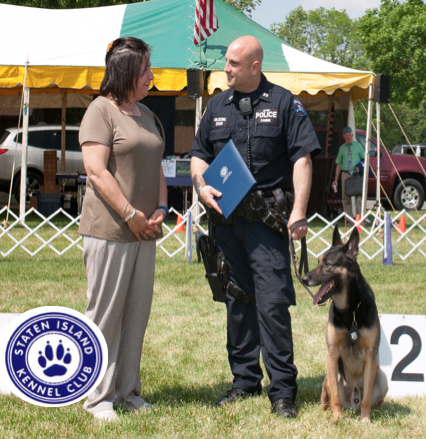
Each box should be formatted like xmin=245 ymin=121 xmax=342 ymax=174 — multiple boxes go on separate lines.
xmin=392 ymin=143 xmax=426 ymax=158
xmin=0 ymin=124 xmax=84 ymax=201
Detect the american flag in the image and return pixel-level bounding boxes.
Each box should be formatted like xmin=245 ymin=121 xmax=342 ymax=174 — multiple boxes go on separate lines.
xmin=194 ymin=0 xmax=219 ymax=45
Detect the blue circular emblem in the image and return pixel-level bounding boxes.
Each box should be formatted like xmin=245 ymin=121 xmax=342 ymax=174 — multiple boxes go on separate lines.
xmin=293 ymin=98 xmax=306 ymax=117
xmin=220 ymin=166 xmax=228 ymax=178
xmin=1 ymin=307 xmax=107 ymax=407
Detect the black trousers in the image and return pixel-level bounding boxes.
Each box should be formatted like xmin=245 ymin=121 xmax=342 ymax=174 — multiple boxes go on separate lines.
xmin=215 ymin=217 xmax=298 ymax=403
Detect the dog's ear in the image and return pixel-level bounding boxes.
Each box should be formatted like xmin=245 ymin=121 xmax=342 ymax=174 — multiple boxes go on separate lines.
xmin=332 ymin=224 xmax=343 ymax=247
xmin=344 ymin=227 xmax=359 ymax=260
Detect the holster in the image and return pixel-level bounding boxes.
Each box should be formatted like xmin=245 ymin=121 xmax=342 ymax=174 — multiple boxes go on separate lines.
xmin=197 ymin=233 xmax=227 ymax=303
xmin=197 ymin=221 xmax=256 ymax=306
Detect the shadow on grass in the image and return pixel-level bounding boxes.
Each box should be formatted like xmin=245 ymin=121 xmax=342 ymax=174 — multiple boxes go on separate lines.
xmin=143 ymin=374 xmax=412 ymax=422
xmin=297 ymin=374 xmax=412 ymax=420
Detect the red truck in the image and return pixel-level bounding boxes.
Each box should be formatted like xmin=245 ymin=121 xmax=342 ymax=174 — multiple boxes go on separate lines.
xmin=309 ymin=128 xmax=426 ymax=215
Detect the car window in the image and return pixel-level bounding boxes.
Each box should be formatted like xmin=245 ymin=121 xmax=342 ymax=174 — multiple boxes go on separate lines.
xmin=66 ymin=131 xmax=80 ymax=152
xmin=355 ymin=134 xmax=376 ymax=156
xmin=421 ymin=149 xmax=426 ymax=158
xmin=16 ymin=130 xmax=57 ymax=149
xmin=0 ymin=132 xmax=9 ymax=144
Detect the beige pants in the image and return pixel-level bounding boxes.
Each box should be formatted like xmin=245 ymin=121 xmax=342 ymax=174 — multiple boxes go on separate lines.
xmin=82 ymin=236 xmax=156 ymax=415
xmin=341 ymin=171 xmax=361 ymax=217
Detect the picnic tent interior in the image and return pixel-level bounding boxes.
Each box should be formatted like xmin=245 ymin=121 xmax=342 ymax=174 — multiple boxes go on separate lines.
xmin=0 ymin=0 xmax=375 ymax=217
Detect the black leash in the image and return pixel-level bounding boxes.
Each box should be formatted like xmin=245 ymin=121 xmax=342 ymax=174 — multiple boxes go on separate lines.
xmin=289 ymin=219 xmax=316 ymax=301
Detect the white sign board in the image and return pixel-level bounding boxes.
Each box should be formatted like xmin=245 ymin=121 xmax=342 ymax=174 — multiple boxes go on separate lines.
xmin=162 ymin=159 xmax=176 ymax=178
xmin=0 ymin=313 xmax=19 ymax=394
xmin=379 ymin=314 xmax=426 ymax=398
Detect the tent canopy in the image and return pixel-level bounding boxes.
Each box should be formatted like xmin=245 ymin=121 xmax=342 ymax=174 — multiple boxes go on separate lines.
xmin=0 ymin=0 xmax=373 ymax=102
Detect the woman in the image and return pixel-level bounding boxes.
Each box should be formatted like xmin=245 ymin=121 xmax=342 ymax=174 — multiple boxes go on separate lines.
xmin=78 ymin=37 xmax=168 ymax=422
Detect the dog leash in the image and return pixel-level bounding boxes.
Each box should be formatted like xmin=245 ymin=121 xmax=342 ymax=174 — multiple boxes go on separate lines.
xmin=289 ymin=219 xmax=316 ymax=301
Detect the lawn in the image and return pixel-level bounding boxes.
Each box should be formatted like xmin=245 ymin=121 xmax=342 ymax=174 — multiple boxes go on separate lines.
xmin=0 ymin=218 xmax=425 ymax=438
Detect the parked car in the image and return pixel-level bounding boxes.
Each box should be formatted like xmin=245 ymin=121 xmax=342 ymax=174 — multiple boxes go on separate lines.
xmin=392 ymin=144 xmax=426 ymax=158
xmin=0 ymin=124 xmax=84 ymax=201
xmin=314 ymin=127 xmax=426 ymax=211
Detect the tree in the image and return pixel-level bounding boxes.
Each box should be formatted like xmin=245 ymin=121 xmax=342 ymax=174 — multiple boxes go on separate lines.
xmin=271 ymin=6 xmax=367 ymax=70
xmin=2 ymin=0 xmax=261 ymax=16
xmin=358 ymin=0 xmax=426 ymax=107
xmin=224 ymin=0 xmax=261 ymax=17
xmin=270 ymin=6 xmax=308 ymax=52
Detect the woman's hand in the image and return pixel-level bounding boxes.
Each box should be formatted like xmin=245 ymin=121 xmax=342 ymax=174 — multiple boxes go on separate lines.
xmin=127 ymin=210 xmax=161 ymax=241
xmin=149 ymin=209 xmax=167 ymax=229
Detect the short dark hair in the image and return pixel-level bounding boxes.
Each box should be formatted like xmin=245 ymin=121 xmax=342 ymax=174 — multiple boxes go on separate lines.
xmin=100 ymin=37 xmax=151 ymax=105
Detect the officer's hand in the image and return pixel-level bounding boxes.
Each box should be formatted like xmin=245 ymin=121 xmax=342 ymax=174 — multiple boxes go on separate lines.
xmin=199 ymin=186 xmax=223 ymax=215
xmin=288 ymin=212 xmax=308 ymax=240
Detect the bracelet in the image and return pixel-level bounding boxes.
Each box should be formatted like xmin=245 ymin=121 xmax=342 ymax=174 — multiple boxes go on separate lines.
xmin=124 ymin=207 xmax=136 ymax=222
xmin=121 ymin=201 xmax=130 ymax=219
xmin=198 ymin=184 xmax=205 ymax=197
xmin=158 ymin=205 xmax=169 ymax=221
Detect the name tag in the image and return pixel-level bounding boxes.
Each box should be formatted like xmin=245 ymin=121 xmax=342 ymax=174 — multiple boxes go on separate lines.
xmin=212 ymin=116 xmax=227 ymax=127
xmin=255 ymin=108 xmax=278 ymax=125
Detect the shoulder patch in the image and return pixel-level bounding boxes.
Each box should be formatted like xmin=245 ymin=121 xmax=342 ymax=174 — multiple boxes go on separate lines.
xmin=293 ymin=98 xmax=306 ymax=117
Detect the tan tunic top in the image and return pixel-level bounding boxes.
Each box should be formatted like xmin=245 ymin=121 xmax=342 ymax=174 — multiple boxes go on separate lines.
xmin=78 ymin=96 xmax=164 ymax=242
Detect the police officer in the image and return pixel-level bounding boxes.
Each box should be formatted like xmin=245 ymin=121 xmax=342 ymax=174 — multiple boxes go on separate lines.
xmin=190 ymin=36 xmax=321 ymax=417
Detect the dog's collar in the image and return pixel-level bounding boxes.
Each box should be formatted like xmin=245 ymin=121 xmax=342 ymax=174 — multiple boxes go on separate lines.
xmin=349 ymin=302 xmax=362 ymax=344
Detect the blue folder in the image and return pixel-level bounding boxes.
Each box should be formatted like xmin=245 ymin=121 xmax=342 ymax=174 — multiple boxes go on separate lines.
xmin=202 ymin=140 xmax=256 ymax=219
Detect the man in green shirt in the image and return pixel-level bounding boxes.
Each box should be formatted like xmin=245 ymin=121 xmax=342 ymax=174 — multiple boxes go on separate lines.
xmin=333 ymin=127 xmax=365 ymax=217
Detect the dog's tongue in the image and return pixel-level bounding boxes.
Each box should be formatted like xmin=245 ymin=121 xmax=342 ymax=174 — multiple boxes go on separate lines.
xmin=313 ymin=281 xmax=333 ymax=305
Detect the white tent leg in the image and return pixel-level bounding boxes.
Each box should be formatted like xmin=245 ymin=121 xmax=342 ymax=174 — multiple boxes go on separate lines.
xmin=19 ymin=86 xmax=30 ymax=221
xmin=361 ymin=84 xmax=374 ymax=216
xmin=376 ymin=102 xmax=381 ymax=209
xmin=347 ymin=92 xmax=357 ymax=141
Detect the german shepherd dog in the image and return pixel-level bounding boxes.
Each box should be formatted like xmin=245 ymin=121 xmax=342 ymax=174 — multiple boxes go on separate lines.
xmin=302 ymin=224 xmax=388 ymax=422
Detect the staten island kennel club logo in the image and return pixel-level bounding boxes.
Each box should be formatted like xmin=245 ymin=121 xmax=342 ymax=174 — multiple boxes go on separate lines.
xmin=1 ymin=306 xmax=107 ymax=407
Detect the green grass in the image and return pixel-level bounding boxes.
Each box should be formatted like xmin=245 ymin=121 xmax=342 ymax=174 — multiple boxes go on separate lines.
xmin=0 ymin=222 xmax=426 ymax=438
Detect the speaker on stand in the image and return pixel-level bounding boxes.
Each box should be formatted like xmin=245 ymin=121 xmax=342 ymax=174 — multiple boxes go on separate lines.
xmin=186 ymin=69 xmax=205 ymax=98
xmin=374 ymin=74 xmax=391 ymax=103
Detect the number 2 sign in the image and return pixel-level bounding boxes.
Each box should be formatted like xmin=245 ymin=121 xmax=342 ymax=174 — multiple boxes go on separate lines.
xmin=379 ymin=314 xmax=426 ymax=398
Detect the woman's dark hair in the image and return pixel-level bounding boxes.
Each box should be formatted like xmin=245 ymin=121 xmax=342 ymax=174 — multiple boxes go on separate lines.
xmin=100 ymin=37 xmax=151 ymax=105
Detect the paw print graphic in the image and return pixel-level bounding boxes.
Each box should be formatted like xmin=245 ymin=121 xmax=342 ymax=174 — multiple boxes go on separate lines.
xmin=38 ymin=340 xmax=72 ymax=377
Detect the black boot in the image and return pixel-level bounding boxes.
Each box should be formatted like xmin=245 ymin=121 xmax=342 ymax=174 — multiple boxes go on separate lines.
xmin=271 ymin=398 xmax=298 ymax=418
xmin=216 ymin=387 xmax=261 ymax=407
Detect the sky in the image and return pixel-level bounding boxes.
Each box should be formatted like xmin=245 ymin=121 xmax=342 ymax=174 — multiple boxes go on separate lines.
xmin=250 ymin=0 xmax=382 ymax=30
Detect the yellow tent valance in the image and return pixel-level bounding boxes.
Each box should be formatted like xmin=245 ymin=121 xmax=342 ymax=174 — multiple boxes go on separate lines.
xmin=208 ymin=71 xmax=374 ymax=102
xmin=0 ymin=66 xmax=188 ymax=92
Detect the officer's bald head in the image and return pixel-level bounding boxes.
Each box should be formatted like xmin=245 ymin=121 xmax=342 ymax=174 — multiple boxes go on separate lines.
xmin=224 ymin=36 xmax=264 ymax=93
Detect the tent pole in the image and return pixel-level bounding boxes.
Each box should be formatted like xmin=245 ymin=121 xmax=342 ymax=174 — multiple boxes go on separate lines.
xmin=192 ymin=96 xmax=203 ymax=226
xmin=376 ymin=102 xmax=381 ymax=210
xmin=347 ymin=92 xmax=357 ymax=217
xmin=61 ymin=89 xmax=66 ymax=174
xmin=361 ymin=84 xmax=374 ymax=217
xmin=19 ymin=86 xmax=30 ymax=221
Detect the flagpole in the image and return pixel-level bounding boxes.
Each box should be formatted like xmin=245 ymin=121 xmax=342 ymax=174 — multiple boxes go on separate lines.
xmin=198 ymin=2 xmax=202 ymax=67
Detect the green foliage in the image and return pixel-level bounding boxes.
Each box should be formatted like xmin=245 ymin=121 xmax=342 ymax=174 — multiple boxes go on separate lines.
xmin=359 ymin=0 xmax=426 ymax=107
xmin=270 ymin=6 xmax=368 ymax=70
xmin=2 ymin=0 xmax=261 ymax=15
xmin=224 ymin=0 xmax=261 ymax=17
xmin=270 ymin=6 xmax=308 ymax=51
xmin=355 ymin=99 xmax=426 ymax=150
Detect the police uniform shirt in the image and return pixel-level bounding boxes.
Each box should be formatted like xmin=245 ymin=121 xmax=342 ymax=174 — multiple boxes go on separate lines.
xmin=190 ymin=74 xmax=321 ymax=191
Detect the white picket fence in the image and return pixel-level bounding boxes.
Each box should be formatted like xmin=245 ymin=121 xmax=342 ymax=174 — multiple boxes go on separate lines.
xmin=0 ymin=204 xmax=425 ymax=261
